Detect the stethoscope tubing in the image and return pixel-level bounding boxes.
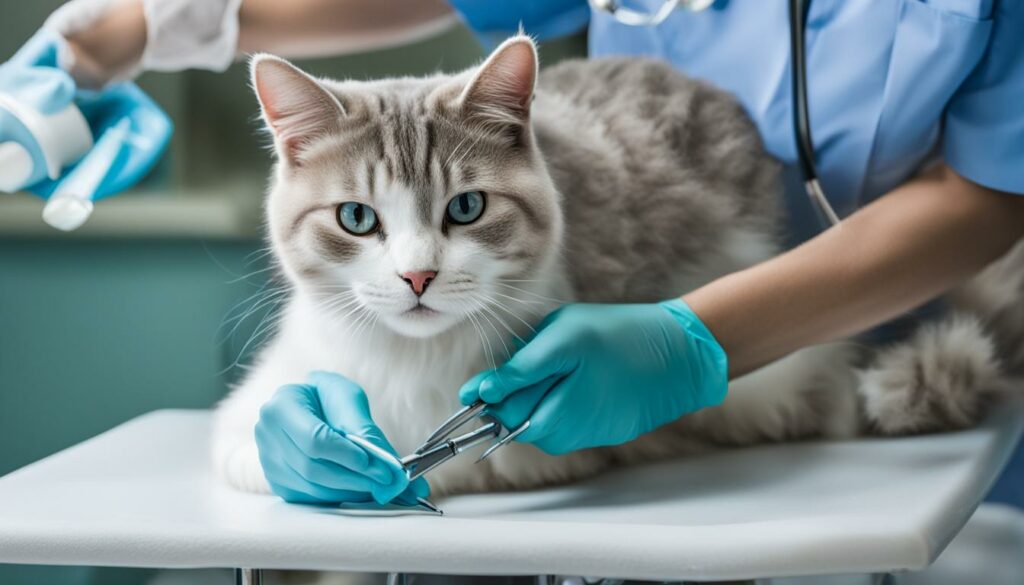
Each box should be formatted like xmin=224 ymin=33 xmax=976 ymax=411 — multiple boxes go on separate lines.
xmin=788 ymin=0 xmax=841 ymax=226
xmin=591 ymin=0 xmax=841 ymax=227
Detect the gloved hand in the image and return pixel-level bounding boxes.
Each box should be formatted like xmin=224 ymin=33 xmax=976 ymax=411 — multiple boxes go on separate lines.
xmin=0 ymin=30 xmax=76 ymax=115
xmin=459 ymin=299 xmax=729 ymax=455
xmin=255 ymin=370 xmax=429 ymax=506
xmin=0 ymin=29 xmax=171 ymax=200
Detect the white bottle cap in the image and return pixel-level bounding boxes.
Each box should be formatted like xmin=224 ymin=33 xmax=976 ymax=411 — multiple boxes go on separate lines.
xmin=0 ymin=141 xmax=34 ymax=192
xmin=0 ymin=93 xmax=93 ymax=183
xmin=42 ymin=192 xmax=94 ymax=232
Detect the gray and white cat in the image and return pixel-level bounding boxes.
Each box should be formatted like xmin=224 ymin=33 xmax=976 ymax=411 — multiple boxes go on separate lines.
xmin=212 ymin=36 xmax=1023 ymax=497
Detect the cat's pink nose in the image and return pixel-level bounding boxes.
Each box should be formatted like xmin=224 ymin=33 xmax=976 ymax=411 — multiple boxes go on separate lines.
xmin=401 ymin=270 xmax=437 ymax=296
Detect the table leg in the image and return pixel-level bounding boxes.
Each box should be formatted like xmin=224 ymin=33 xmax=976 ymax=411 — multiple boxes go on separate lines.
xmin=872 ymin=574 xmax=896 ymax=585
xmin=387 ymin=572 xmax=409 ymax=585
xmin=235 ymin=568 xmax=264 ymax=585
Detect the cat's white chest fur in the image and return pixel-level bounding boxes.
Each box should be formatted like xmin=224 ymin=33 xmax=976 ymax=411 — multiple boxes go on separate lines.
xmin=274 ymin=293 xmax=489 ymax=451
xmin=214 ymin=285 xmax=588 ymax=496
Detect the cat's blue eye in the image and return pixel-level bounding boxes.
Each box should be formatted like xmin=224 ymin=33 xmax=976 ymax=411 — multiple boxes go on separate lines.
xmin=337 ymin=202 xmax=379 ymax=236
xmin=446 ymin=191 xmax=486 ymax=225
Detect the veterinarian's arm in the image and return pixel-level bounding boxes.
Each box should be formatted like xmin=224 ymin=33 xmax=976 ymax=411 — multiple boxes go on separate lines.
xmin=463 ymin=166 xmax=1024 ymax=456
xmin=236 ymin=0 xmax=456 ymax=57
xmin=684 ymin=164 xmax=1024 ymax=378
xmin=56 ymin=0 xmax=455 ymax=87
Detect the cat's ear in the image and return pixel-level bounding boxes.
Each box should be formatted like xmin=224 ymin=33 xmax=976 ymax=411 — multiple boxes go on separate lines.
xmin=460 ymin=35 xmax=538 ymax=137
xmin=251 ymin=54 xmax=345 ymax=166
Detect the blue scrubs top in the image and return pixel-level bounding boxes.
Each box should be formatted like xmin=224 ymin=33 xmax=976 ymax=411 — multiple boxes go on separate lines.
xmin=449 ymin=0 xmax=1024 ymax=245
xmin=449 ymin=0 xmax=1024 ymax=506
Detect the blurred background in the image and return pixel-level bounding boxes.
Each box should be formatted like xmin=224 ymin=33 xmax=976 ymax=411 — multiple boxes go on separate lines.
xmin=0 ymin=1 xmax=585 ymax=583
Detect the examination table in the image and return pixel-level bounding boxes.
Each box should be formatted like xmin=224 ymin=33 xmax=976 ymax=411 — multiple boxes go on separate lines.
xmin=0 ymin=399 xmax=1021 ymax=584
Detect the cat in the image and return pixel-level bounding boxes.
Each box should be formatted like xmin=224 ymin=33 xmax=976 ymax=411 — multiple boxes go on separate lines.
xmin=211 ymin=35 xmax=1023 ymax=498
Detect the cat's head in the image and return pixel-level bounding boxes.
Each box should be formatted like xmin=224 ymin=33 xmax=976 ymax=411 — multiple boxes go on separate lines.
xmin=252 ymin=36 xmax=562 ymax=338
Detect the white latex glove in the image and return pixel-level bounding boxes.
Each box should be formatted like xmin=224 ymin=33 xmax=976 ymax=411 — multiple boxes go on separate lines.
xmin=45 ymin=0 xmax=242 ymax=78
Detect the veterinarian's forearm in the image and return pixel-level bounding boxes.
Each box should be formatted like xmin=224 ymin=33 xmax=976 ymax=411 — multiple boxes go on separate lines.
xmin=684 ymin=164 xmax=1024 ymax=378
xmin=237 ymin=0 xmax=456 ymax=58
xmin=61 ymin=0 xmax=456 ymax=86
xmin=62 ymin=1 xmax=147 ymax=88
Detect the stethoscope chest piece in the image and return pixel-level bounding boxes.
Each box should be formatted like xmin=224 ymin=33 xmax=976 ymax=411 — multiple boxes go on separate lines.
xmin=589 ymin=0 xmax=717 ymax=26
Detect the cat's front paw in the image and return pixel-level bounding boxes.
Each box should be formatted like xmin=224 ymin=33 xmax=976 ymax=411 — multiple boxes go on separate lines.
xmin=215 ymin=441 xmax=272 ymax=494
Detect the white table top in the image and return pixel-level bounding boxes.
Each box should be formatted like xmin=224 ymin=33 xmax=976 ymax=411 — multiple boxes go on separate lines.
xmin=0 ymin=404 xmax=1021 ymax=581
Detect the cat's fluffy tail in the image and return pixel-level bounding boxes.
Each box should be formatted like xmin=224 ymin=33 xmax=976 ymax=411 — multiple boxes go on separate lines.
xmin=951 ymin=239 xmax=1024 ymax=376
xmin=857 ymin=314 xmax=1000 ymax=434
xmin=857 ymin=239 xmax=1024 ymax=435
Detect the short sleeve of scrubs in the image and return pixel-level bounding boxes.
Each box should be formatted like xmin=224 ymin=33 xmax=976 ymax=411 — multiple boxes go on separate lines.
xmin=944 ymin=1 xmax=1024 ymax=195
xmin=445 ymin=0 xmax=590 ymax=47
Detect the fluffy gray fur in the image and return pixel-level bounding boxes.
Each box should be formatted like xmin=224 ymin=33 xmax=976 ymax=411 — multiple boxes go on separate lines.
xmin=213 ymin=35 xmax=1022 ymax=499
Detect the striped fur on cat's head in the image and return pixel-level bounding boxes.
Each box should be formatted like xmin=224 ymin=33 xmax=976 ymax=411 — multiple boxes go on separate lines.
xmin=252 ymin=36 xmax=563 ymax=338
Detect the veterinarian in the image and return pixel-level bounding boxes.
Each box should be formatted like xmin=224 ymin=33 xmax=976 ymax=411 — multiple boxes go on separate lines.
xmin=3 ymin=0 xmax=1022 ymax=503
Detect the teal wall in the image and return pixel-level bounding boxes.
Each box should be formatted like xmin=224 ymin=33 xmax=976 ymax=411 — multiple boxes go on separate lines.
xmin=0 ymin=240 xmax=269 ymax=585
xmin=0 ymin=3 xmax=586 ymax=579
xmin=0 ymin=240 xmax=270 ymax=478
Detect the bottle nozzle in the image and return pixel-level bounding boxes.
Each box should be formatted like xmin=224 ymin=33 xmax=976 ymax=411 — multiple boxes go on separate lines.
xmin=43 ymin=193 xmax=94 ymax=231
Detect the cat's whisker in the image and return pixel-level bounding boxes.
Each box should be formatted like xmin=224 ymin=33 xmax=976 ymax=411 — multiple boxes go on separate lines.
xmin=221 ymin=285 xmax=289 ymax=324
xmin=342 ymin=306 xmax=367 ymax=336
xmin=477 ymin=297 xmax=528 ymax=342
xmin=218 ymin=292 xmax=289 ymax=345
xmin=445 ymin=131 xmax=489 ymax=174
xmin=323 ymin=299 xmax=363 ymax=322
xmin=475 ymin=303 xmax=513 ymax=361
xmin=311 ymin=289 xmax=357 ymax=301
xmin=365 ymin=312 xmax=382 ymax=342
xmin=224 ymin=264 xmax=278 ymax=285
xmin=497 ymin=279 xmax=546 ymax=283
xmin=311 ymin=288 xmax=356 ymax=301
xmin=348 ymin=313 xmax=367 ymax=338
xmin=313 ymin=289 xmax=356 ymax=299
xmin=358 ymin=310 xmax=381 ymax=341
xmin=319 ymin=291 xmax=358 ymax=303
xmin=347 ymin=304 xmax=379 ymax=339
xmin=312 ymin=293 xmax=360 ymax=317
xmin=480 ymin=294 xmax=538 ymax=336
xmin=466 ymin=311 xmax=496 ymax=371
xmin=311 ymin=290 xmax=358 ymax=317
xmin=356 ymin=309 xmax=376 ymax=337
xmin=442 ymin=134 xmax=472 ymax=170
xmin=219 ymin=294 xmax=284 ymax=335
xmin=217 ymin=286 xmax=290 ymax=345
xmin=443 ymin=131 xmax=484 ymax=172
xmin=488 ymin=291 xmax=551 ymax=317
xmin=334 ymin=299 xmax=370 ymax=324
xmin=223 ymin=305 xmax=282 ymax=374
xmin=203 ymin=242 xmax=276 ymax=286
xmin=494 ymin=282 xmax=568 ymax=304
xmin=325 ymin=295 xmax=360 ymax=311
xmin=475 ymin=315 xmax=498 ymax=371
xmin=312 ymin=290 xmax=357 ymax=307
xmin=490 ymin=290 xmax=546 ymax=305
xmin=242 ymin=245 xmax=275 ymax=265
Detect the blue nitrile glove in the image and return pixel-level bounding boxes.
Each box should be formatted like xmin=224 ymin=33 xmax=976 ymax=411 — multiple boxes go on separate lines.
xmin=0 ymin=29 xmax=171 ymax=199
xmin=255 ymin=371 xmax=430 ymax=505
xmin=459 ymin=300 xmax=729 ymax=455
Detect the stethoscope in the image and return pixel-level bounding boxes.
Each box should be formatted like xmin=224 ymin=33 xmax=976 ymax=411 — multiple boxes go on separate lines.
xmin=589 ymin=0 xmax=841 ymax=227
